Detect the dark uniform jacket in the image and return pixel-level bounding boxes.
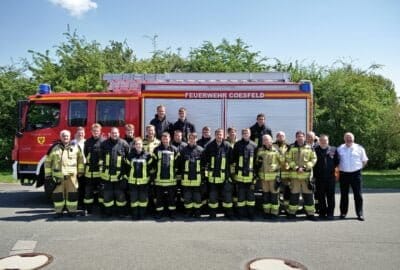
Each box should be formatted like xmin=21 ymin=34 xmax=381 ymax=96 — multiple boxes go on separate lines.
xmin=100 ymin=138 xmax=130 ymax=178
xmin=232 ymin=139 xmax=257 ymax=181
xmin=204 ymin=140 xmax=232 ymax=183
xmin=313 ymin=145 xmax=339 ymax=180
xmin=172 ymin=141 xmax=188 ymax=153
xmin=197 ymin=137 xmax=212 ymax=148
xmin=84 ymin=136 xmax=105 ymax=176
xmin=150 ymin=115 xmax=173 ymax=139
xmin=177 ymin=144 xmax=205 ymax=185
xmin=173 ymin=119 xmax=196 ymax=142
xmin=152 ymin=144 xmax=179 ymax=182
xmin=124 ymin=149 xmax=152 ymax=184
xmin=250 ymin=123 xmax=272 ymax=147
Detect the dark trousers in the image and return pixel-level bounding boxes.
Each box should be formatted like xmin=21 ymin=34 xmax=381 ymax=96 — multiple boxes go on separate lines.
xmin=182 ymin=186 xmax=202 ymax=209
xmin=208 ymin=182 xmax=233 ymax=209
xmin=316 ymin=177 xmax=336 ymax=217
xmin=84 ymin=177 xmax=101 ymax=208
xmin=103 ymin=181 xmax=127 ymax=214
xmin=155 ymin=185 xmax=176 ymax=212
xmin=339 ymin=170 xmax=363 ymax=217
xmin=129 ymin=184 xmax=149 ymax=208
xmin=77 ymin=175 xmax=85 ymax=208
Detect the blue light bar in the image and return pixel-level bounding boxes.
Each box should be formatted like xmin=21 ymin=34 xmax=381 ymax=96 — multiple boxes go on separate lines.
xmin=38 ymin=84 xmax=51 ymax=94
xmin=299 ymin=81 xmax=311 ymax=92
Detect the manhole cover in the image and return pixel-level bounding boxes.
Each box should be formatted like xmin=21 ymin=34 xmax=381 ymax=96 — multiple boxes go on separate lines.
xmin=0 ymin=253 xmax=53 ymax=270
xmin=246 ymin=257 xmax=307 ymax=270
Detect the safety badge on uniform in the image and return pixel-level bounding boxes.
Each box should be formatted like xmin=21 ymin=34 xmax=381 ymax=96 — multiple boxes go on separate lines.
xmin=37 ymin=136 xmax=46 ymax=144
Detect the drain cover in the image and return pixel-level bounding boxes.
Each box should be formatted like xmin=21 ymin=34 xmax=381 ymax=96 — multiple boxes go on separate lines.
xmin=0 ymin=253 xmax=53 ymax=270
xmin=246 ymin=257 xmax=307 ymax=270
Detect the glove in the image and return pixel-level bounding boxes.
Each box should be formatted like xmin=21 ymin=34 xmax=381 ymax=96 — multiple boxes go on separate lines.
xmin=252 ymin=175 xmax=259 ymax=185
xmin=274 ymin=175 xmax=281 ymax=190
xmin=308 ymin=178 xmax=315 ymax=191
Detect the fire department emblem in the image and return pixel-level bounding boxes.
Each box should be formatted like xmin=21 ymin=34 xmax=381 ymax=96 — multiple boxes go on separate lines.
xmin=37 ymin=136 xmax=46 ymax=144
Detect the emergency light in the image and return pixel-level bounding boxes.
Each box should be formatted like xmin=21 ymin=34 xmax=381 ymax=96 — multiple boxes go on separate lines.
xmin=38 ymin=84 xmax=51 ymax=94
xmin=299 ymin=80 xmax=312 ymax=92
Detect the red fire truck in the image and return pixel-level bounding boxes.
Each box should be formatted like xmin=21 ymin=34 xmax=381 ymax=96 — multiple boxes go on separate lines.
xmin=12 ymin=72 xmax=313 ymax=194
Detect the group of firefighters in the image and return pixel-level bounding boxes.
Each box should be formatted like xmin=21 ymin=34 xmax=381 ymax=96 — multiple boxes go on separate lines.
xmin=44 ymin=105 xmax=363 ymax=221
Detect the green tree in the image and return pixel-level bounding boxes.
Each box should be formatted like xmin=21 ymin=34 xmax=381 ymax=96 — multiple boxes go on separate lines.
xmin=0 ymin=65 xmax=36 ymax=168
xmin=314 ymin=64 xmax=399 ymax=168
xmin=187 ymin=39 xmax=269 ymax=72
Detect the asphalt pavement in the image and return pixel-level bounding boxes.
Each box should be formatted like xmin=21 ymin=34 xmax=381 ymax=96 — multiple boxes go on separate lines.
xmin=0 ymin=183 xmax=399 ymax=270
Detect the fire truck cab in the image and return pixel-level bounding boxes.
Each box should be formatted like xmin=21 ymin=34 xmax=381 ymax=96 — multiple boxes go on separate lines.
xmin=12 ymin=72 xmax=313 ymax=193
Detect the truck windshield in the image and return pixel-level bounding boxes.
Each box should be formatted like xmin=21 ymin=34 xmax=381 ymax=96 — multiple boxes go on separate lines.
xmin=25 ymin=103 xmax=60 ymax=131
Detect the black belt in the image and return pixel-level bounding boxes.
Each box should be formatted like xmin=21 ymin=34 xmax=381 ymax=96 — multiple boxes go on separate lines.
xmin=340 ymin=170 xmax=361 ymax=175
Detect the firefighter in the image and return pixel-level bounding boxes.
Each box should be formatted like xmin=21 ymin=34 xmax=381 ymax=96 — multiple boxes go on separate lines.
xmin=196 ymin=126 xmax=212 ymax=148
xmin=250 ymin=113 xmax=272 ymax=147
xmin=172 ymin=107 xmax=196 ymax=142
xmin=143 ymin=124 xmax=161 ymax=154
xmin=226 ymin=127 xmax=238 ymax=211
xmin=272 ymin=131 xmax=290 ymax=213
xmin=226 ymin=127 xmax=238 ymax=147
xmin=204 ymin=128 xmax=233 ymax=219
xmin=125 ymin=137 xmax=153 ymax=220
xmin=45 ymin=130 xmax=84 ymax=218
xmin=100 ymin=127 xmax=130 ymax=218
xmin=286 ymin=130 xmax=317 ymax=220
xmin=152 ymin=132 xmax=180 ymax=219
xmin=172 ymin=129 xmax=188 ymax=152
xmin=232 ymin=128 xmax=257 ymax=220
xmin=306 ymin=130 xmax=319 ymax=213
xmin=83 ymin=123 xmax=105 ymax=215
xmin=313 ymin=134 xmax=339 ymax=220
xmin=177 ymin=132 xmax=205 ymax=218
xmin=71 ymin=127 xmax=86 ymax=210
xmin=256 ymin=134 xmax=281 ymax=219
xmin=150 ymin=104 xmax=173 ymax=139
xmin=124 ymin=123 xmax=135 ymax=147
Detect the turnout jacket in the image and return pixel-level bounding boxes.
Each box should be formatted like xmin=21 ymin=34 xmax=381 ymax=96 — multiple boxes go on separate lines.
xmin=204 ymin=140 xmax=232 ymax=184
xmin=152 ymin=144 xmax=180 ymax=186
xmin=232 ymin=139 xmax=257 ymax=183
xmin=45 ymin=142 xmax=84 ymax=179
xmin=125 ymin=149 xmax=153 ymax=185
xmin=256 ymin=145 xmax=281 ymax=180
xmin=100 ymin=138 xmax=130 ymax=181
xmin=177 ymin=144 xmax=205 ymax=187
xmin=84 ymin=136 xmax=105 ymax=178
xmin=285 ymin=142 xmax=317 ymax=180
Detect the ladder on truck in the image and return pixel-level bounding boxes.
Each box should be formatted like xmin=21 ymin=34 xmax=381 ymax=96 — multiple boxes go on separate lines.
xmin=103 ymin=72 xmax=292 ymax=91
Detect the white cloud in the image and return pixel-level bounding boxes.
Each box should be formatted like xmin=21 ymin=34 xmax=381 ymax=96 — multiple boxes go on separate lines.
xmin=50 ymin=0 xmax=97 ymax=17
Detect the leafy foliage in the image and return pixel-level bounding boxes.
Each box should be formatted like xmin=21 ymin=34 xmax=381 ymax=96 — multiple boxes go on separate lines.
xmin=0 ymin=29 xmax=399 ymax=169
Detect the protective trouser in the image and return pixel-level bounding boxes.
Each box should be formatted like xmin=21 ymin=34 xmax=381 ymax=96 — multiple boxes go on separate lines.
xmin=155 ymin=185 xmax=177 ymax=213
xmin=316 ymin=177 xmax=336 ymax=217
xmin=261 ymin=180 xmax=279 ymax=216
xmin=182 ymin=186 xmax=202 ymax=213
xmin=236 ymin=182 xmax=256 ymax=218
xmin=288 ymin=179 xmax=315 ymax=216
xmin=77 ymin=175 xmax=85 ymax=209
xmin=103 ymin=181 xmax=127 ymax=215
xmin=52 ymin=175 xmax=78 ymax=214
xmin=208 ymin=182 xmax=233 ymax=217
xmin=129 ymin=184 xmax=149 ymax=219
xmin=84 ymin=177 xmax=101 ymax=212
xmin=281 ymin=179 xmax=291 ymax=212
xmin=339 ymin=170 xmax=363 ymax=217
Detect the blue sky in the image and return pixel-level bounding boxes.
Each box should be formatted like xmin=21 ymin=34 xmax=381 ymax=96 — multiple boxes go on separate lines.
xmin=1 ymin=0 xmax=399 ymax=95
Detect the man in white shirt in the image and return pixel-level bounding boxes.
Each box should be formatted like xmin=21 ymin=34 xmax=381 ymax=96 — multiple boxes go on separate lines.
xmin=337 ymin=132 xmax=368 ymax=221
